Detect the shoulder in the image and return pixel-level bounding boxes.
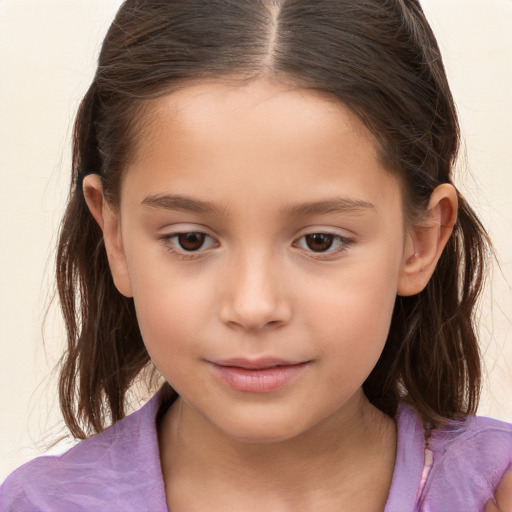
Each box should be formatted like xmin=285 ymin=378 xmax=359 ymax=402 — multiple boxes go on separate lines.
xmin=425 ymin=411 xmax=512 ymax=510
xmin=0 ymin=393 xmax=168 ymax=512
xmin=431 ymin=413 xmax=512 ymax=471
xmin=386 ymin=404 xmax=512 ymax=512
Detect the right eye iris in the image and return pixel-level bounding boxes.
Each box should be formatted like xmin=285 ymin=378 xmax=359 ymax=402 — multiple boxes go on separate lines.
xmin=305 ymin=234 xmax=334 ymax=252
xmin=178 ymin=233 xmax=206 ymax=251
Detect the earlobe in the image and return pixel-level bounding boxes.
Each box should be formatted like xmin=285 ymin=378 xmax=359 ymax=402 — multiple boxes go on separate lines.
xmin=397 ymin=184 xmax=458 ymax=297
xmin=82 ymin=175 xmax=133 ymax=298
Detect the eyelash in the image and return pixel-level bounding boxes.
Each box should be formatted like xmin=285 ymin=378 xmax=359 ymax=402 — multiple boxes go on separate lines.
xmin=294 ymin=233 xmax=353 ymax=259
xmin=160 ymin=232 xmax=217 ymax=260
xmin=159 ymin=232 xmax=353 ymax=260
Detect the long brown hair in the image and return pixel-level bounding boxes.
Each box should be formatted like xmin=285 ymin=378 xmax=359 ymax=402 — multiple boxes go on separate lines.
xmin=57 ymin=0 xmax=490 ymax=438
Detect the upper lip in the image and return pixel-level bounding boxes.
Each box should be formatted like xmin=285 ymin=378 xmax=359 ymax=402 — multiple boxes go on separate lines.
xmin=211 ymin=358 xmax=308 ymax=370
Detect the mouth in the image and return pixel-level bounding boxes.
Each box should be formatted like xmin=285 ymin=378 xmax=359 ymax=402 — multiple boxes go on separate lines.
xmin=208 ymin=358 xmax=310 ymax=393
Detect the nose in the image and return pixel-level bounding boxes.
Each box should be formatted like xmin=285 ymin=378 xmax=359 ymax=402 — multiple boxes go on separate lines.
xmin=219 ymin=250 xmax=292 ymax=332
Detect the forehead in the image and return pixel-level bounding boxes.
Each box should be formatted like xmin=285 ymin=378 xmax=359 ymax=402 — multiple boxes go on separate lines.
xmin=122 ymin=79 xmax=402 ymax=217
xmin=133 ymin=79 xmax=379 ymax=162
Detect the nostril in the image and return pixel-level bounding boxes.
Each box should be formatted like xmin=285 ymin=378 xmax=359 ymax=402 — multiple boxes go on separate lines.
xmin=218 ymin=260 xmax=292 ymax=330
xmin=220 ymin=303 xmax=291 ymax=332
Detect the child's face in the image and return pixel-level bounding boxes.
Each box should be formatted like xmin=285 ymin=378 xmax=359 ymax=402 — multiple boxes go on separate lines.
xmin=105 ymin=79 xmax=414 ymax=441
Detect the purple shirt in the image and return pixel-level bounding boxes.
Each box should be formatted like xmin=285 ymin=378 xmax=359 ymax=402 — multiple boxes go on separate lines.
xmin=2 ymin=390 xmax=511 ymax=511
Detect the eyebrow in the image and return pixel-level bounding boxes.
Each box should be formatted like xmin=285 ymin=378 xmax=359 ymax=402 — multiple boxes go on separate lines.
xmin=282 ymin=198 xmax=375 ymax=217
xmin=141 ymin=194 xmax=375 ymax=217
xmin=141 ymin=194 xmax=225 ymax=214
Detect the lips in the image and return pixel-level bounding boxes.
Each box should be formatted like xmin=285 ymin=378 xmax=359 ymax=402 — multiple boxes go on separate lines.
xmin=208 ymin=358 xmax=309 ymax=393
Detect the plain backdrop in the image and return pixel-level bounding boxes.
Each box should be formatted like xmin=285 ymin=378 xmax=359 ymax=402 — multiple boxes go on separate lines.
xmin=1 ymin=0 xmax=512 ymax=481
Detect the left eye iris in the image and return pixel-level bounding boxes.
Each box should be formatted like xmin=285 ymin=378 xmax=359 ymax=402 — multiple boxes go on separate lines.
xmin=304 ymin=233 xmax=335 ymax=252
xmin=177 ymin=232 xmax=206 ymax=251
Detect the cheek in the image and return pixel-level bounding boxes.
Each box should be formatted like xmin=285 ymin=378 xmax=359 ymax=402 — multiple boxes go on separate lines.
xmin=132 ymin=277 xmax=207 ymax=343
xmin=131 ymin=283 xmax=207 ymax=393
xmin=129 ymin=274 xmax=218 ymax=400
xmin=122 ymin=246 xmax=213 ymax=354
xmin=302 ymin=254 xmax=401 ymax=363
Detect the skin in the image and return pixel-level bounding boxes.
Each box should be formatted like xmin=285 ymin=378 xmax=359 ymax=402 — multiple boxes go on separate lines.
xmin=84 ymin=79 xmax=460 ymax=511
xmin=486 ymin=471 xmax=512 ymax=512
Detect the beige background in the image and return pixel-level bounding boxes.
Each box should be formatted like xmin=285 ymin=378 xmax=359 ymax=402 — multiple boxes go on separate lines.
xmin=1 ymin=0 xmax=511 ymax=481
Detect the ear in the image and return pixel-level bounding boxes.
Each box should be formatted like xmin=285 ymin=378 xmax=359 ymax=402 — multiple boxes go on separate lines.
xmin=397 ymin=183 xmax=458 ymax=297
xmin=82 ymin=175 xmax=133 ymax=298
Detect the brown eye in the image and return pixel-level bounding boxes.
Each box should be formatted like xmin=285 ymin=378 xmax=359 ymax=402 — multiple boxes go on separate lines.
xmin=304 ymin=233 xmax=334 ymax=252
xmin=177 ymin=232 xmax=206 ymax=251
xmin=161 ymin=231 xmax=216 ymax=256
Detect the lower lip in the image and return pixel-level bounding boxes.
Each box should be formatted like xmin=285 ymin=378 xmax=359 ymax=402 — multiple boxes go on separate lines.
xmin=209 ymin=363 xmax=308 ymax=393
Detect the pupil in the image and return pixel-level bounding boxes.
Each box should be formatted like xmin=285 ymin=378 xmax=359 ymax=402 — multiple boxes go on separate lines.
xmin=178 ymin=233 xmax=205 ymax=251
xmin=306 ymin=234 xmax=333 ymax=252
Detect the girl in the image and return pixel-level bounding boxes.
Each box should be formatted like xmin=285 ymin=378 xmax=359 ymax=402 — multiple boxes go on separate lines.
xmin=1 ymin=0 xmax=511 ymax=510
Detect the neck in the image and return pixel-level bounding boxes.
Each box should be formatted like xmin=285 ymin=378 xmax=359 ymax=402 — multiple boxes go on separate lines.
xmin=158 ymin=392 xmax=397 ymax=511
